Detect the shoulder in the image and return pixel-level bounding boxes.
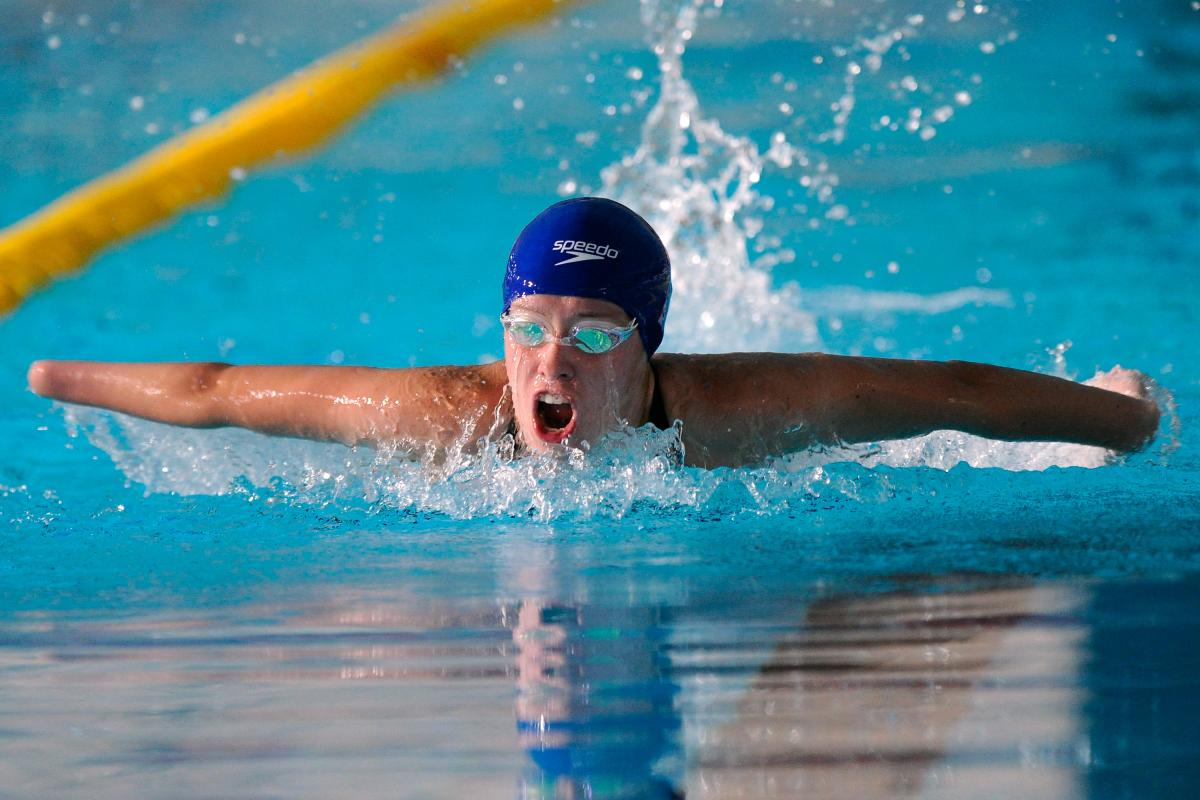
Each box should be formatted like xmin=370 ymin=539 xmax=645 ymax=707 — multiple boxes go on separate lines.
xmin=367 ymin=361 xmax=510 ymax=449
xmin=651 ymin=351 xmax=838 ymax=396
xmin=409 ymin=360 xmax=508 ymax=396
xmin=650 ymin=352 xmax=838 ymax=466
xmin=388 ymin=361 xmax=510 ymax=428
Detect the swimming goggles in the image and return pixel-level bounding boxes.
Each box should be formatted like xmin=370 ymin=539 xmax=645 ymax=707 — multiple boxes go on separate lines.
xmin=500 ymin=312 xmax=638 ymax=355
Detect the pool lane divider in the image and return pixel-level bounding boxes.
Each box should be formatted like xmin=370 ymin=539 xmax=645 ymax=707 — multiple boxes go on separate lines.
xmin=0 ymin=0 xmax=579 ymax=314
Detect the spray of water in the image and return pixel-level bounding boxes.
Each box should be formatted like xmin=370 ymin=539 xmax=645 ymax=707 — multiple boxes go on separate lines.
xmin=64 ymin=402 xmax=888 ymax=520
xmin=598 ymin=0 xmax=825 ymax=354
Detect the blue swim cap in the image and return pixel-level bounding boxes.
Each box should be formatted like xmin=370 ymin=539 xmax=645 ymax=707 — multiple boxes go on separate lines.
xmin=503 ymin=197 xmax=672 ymax=356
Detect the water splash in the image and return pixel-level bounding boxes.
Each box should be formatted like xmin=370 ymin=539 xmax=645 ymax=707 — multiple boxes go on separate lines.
xmin=64 ymin=364 xmax=1158 ymax=520
xmin=821 ymin=13 xmax=932 ymax=145
xmin=62 ymin=405 xmax=881 ymax=520
xmin=593 ymin=0 xmax=1012 ymax=355
xmin=598 ymin=0 xmax=827 ymax=354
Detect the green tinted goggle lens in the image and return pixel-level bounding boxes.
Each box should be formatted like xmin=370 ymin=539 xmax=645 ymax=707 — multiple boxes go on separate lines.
xmin=574 ymin=327 xmax=617 ymax=354
xmin=507 ymin=321 xmax=545 ymax=345
xmin=503 ymin=317 xmax=635 ymax=354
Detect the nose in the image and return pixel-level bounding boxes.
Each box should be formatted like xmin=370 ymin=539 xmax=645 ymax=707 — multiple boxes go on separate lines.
xmin=537 ymin=340 xmax=576 ymax=383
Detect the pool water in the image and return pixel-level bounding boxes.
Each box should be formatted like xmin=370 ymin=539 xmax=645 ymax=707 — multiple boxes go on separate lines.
xmin=2 ymin=0 xmax=1198 ymax=797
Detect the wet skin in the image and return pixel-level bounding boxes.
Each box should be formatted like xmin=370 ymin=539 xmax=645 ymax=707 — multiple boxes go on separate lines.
xmin=503 ymin=295 xmax=654 ymax=454
xmin=26 ymin=296 xmax=1161 ymax=467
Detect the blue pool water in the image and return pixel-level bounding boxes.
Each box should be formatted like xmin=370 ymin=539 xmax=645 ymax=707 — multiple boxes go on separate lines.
xmin=1 ymin=0 xmax=1198 ymax=797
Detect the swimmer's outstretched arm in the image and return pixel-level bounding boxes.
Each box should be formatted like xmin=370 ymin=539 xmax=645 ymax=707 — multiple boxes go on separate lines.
xmin=26 ymin=360 xmax=509 ymax=450
xmin=654 ymin=353 xmax=1161 ymax=467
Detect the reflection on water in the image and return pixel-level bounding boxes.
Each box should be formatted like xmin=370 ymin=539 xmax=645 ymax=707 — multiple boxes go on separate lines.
xmin=2 ymin=574 xmax=1198 ymax=798
xmin=512 ymin=583 xmax=1089 ymax=799
xmin=683 ymin=585 xmax=1087 ymax=800
xmin=515 ymin=602 xmax=681 ymax=798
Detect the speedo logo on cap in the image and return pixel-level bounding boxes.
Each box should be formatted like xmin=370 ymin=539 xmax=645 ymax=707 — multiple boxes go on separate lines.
xmin=552 ymin=239 xmax=620 ymax=266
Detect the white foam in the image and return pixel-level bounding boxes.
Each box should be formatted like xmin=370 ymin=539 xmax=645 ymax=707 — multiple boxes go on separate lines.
xmin=63 ymin=405 xmax=886 ymax=519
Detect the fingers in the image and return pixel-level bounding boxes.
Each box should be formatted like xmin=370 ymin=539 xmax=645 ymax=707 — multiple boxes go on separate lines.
xmin=27 ymin=360 xmax=54 ymax=397
xmin=1084 ymin=365 xmax=1150 ymax=401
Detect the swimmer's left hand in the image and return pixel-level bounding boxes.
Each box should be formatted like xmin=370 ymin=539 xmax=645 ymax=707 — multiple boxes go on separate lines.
xmin=1083 ymin=365 xmax=1161 ymax=451
xmin=1084 ymin=365 xmax=1149 ymax=400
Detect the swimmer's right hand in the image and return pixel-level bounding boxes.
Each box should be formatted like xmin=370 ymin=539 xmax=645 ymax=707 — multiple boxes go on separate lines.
xmin=26 ymin=360 xmax=53 ymax=397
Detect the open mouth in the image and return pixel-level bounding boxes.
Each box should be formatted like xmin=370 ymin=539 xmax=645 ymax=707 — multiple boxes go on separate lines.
xmin=533 ymin=392 xmax=576 ymax=442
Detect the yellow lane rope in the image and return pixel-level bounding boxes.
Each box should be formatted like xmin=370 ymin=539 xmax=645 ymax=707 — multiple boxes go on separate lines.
xmin=0 ymin=0 xmax=575 ymax=314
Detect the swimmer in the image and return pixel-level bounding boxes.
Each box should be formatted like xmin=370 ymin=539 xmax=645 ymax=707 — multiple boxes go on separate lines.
xmin=26 ymin=197 xmax=1161 ymax=468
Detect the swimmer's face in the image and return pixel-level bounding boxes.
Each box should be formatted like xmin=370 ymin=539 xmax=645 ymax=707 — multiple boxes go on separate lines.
xmin=503 ymin=295 xmax=654 ymax=453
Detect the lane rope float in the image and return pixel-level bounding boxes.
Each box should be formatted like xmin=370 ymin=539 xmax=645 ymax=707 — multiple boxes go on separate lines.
xmin=0 ymin=0 xmax=576 ymax=313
